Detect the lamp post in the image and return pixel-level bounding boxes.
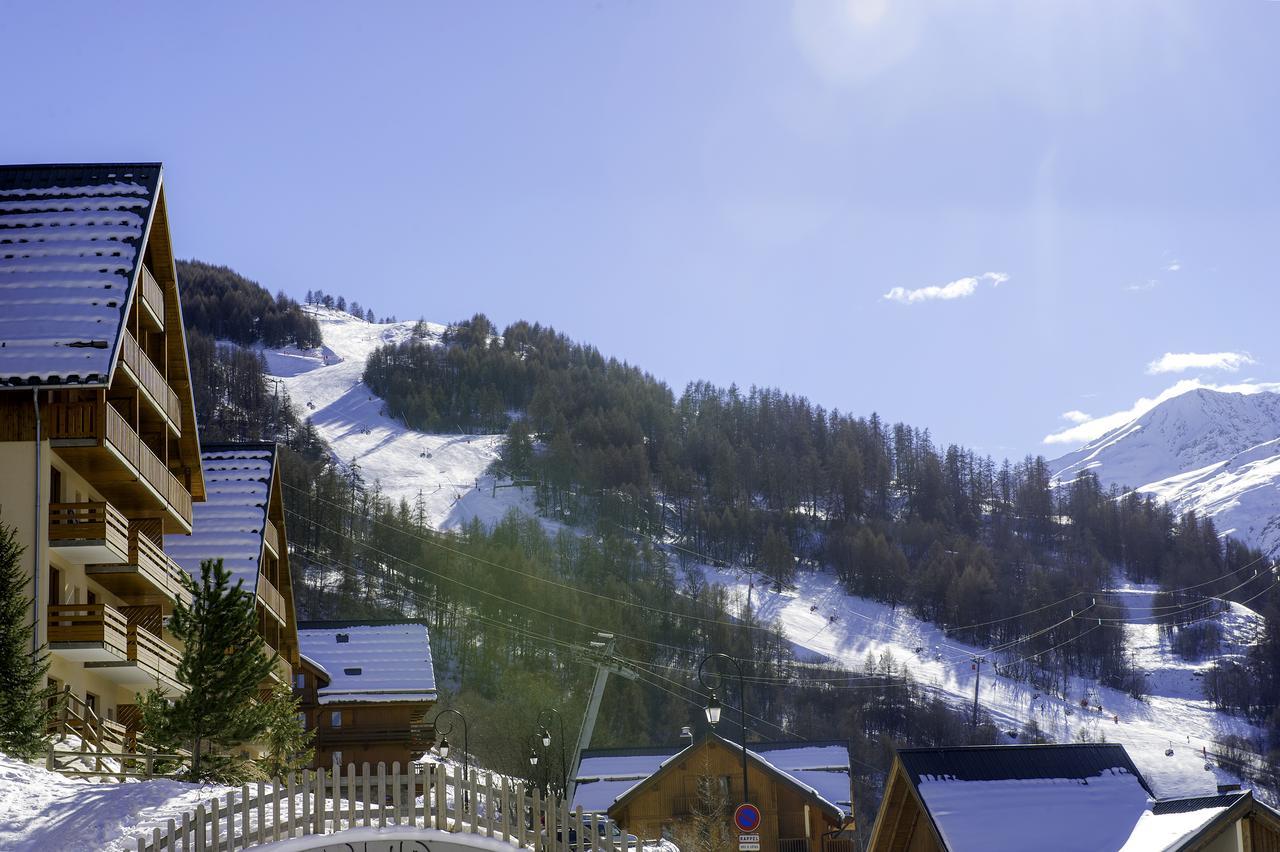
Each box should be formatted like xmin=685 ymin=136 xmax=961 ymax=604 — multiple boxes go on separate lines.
xmin=433 ymin=708 xmax=469 ymax=811
xmin=528 ymin=733 xmax=546 ymax=795
xmin=699 ymin=652 xmax=749 ymax=806
xmin=536 ymin=707 xmax=567 ymax=799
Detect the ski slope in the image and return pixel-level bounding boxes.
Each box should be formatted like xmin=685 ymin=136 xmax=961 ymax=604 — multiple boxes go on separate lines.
xmin=700 ymin=566 xmax=1265 ymax=800
xmin=261 ymin=308 xmax=544 ymax=531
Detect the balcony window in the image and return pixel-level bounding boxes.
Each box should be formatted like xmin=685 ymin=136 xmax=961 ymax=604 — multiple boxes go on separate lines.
xmin=294 ymin=673 xmax=305 ymax=689
xmin=331 ymin=711 xmax=343 ymax=728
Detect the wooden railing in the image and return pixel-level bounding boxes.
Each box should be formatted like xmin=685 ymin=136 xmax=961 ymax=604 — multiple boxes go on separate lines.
xmin=139 ymin=264 xmax=165 ymax=327
xmin=263 ymin=520 xmax=280 ymax=556
xmin=48 ymin=501 xmax=130 ymax=555
xmin=779 ymin=839 xmax=809 ymax=852
xmin=131 ymin=529 xmax=189 ymax=601
xmin=102 ymin=404 xmax=193 ymax=526
xmin=128 ymin=623 xmax=181 ymax=687
xmin=47 ymin=603 xmax=129 ymax=657
xmin=119 ymin=328 xmax=182 ymax=426
xmin=46 ymin=400 xmax=100 ymax=440
xmin=48 ymin=684 xmax=129 ymax=760
xmin=133 ymin=760 xmax=627 ymax=852
xmin=257 ymin=572 xmax=287 ymax=622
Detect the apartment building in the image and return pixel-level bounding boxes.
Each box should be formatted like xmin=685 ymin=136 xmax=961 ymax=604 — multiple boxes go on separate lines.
xmin=0 ymin=163 xmax=206 ymax=741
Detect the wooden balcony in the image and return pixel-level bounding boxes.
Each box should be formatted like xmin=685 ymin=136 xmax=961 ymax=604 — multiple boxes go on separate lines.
xmin=47 ymin=401 xmax=193 ymax=532
xmin=47 ymin=603 xmax=129 ymax=662
xmin=263 ymin=519 xmax=280 ymax=557
xmin=117 ymin=328 xmax=182 ymax=431
xmin=263 ymin=652 xmax=292 ymax=687
xmin=85 ymin=526 xmax=188 ymax=611
xmin=138 ymin=265 xmax=164 ymax=329
xmin=48 ymin=501 xmax=129 ymax=565
xmin=86 ymin=621 xmax=183 ymax=695
xmin=257 ymin=571 xmax=287 ymax=624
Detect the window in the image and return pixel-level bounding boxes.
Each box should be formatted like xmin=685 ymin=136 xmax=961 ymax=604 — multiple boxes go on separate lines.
xmin=50 ymin=467 xmax=62 ymax=503
xmin=296 ymin=712 xmax=306 ymax=726
xmin=330 ymin=711 xmax=343 ymax=728
xmin=85 ymin=692 xmax=98 ymax=714
xmin=86 ymin=590 xmax=96 ymax=606
xmin=343 ymin=667 xmax=362 ymax=676
xmin=294 ymin=673 xmax=306 ymax=689
xmin=336 ymin=633 xmax=350 ymax=644
xmin=332 ymin=751 xmax=343 ymax=767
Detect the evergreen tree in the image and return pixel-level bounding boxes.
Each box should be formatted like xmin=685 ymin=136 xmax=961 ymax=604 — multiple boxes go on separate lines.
xmin=164 ymin=559 xmax=277 ymax=780
xmin=260 ymin=680 xmax=314 ymax=779
xmin=0 ymin=520 xmax=50 ymax=759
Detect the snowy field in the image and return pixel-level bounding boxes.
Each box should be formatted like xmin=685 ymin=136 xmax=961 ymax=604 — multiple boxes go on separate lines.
xmin=261 ymin=308 xmax=545 ymax=531
xmin=699 ymin=566 xmax=1265 ymax=799
xmin=0 ymin=748 xmax=236 ymax=852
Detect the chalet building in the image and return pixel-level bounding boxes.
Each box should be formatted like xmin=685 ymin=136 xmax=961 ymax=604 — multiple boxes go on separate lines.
xmin=866 ymin=743 xmax=1280 ymax=852
xmin=0 ymin=163 xmax=205 ymax=741
xmin=295 ymin=621 xmax=437 ymax=770
xmin=166 ymin=442 xmax=300 ymax=698
xmin=573 ymin=733 xmax=855 ymax=852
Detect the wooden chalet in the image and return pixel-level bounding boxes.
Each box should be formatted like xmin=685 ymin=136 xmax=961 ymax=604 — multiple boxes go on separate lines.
xmin=295 ymin=621 xmax=437 ymax=770
xmin=166 ymin=442 xmax=300 ymax=701
xmin=867 ymin=743 xmax=1280 ymax=852
xmin=0 ymin=163 xmax=205 ymax=745
xmin=574 ymin=733 xmax=855 ymax=852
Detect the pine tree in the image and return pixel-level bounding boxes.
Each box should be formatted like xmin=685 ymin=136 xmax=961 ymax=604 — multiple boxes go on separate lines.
xmin=164 ymin=559 xmax=277 ymax=780
xmin=0 ymin=519 xmax=51 ymax=759
xmin=260 ymin=680 xmax=314 ymax=779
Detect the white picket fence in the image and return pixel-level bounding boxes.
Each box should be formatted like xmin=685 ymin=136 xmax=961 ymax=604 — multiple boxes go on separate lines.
xmin=135 ymin=761 xmax=625 ymax=852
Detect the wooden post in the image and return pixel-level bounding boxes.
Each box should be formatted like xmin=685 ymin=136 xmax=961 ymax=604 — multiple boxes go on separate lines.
xmin=515 ymin=783 xmax=527 ymax=847
xmin=469 ymin=768 xmax=480 ymax=834
xmin=347 ymin=762 xmax=357 ymax=829
xmin=373 ymin=762 xmax=384 ymax=829
xmin=195 ymin=804 xmax=207 ymax=852
xmin=392 ymin=762 xmax=402 ymax=826
xmin=301 ymin=770 xmax=312 ymax=836
xmin=182 ymin=811 xmax=191 ymax=852
xmin=46 ymin=745 xmax=54 ymax=772
xmin=166 ymin=818 xmax=176 ymax=852
xmin=314 ymin=766 xmax=325 ymax=836
xmin=498 ymin=774 xmax=509 ymax=842
xmin=209 ymin=796 xmax=219 ymax=852
xmin=434 ymin=763 xmax=447 ymax=830
xmin=286 ymin=773 xmax=297 ymax=840
xmin=240 ymin=784 xmax=250 ymax=848
xmin=272 ymin=777 xmax=281 ymax=842
xmin=362 ymin=761 xmax=372 ymax=827
xmin=256 ymin=781 xmax=265 ymax=844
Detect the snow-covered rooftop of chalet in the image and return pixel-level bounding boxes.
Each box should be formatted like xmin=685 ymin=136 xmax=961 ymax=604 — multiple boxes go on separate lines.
xmin=572 ymin=739 xmax=851 ymax=816
xmin=0 ymin=164 xmax=160 ymax=386
xmin=297 ymin=623 xmax=436 ymax=704
xmin=915 ymin=769 xmax=1153 ymax=852
xmin=167 ymin=447 xmax=274 ymax=593
xmin=1117 ymin=801 xmax=1234 ymax=852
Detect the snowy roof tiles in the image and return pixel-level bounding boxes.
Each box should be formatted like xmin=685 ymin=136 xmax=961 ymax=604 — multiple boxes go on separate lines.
xmin=572 ymin=735 xmax=852 ymax=818
xmin=297 ymin=622 xmax=437 ymax=705
xmin=167 ymin=444 xmax=276 ymax=593
xmin=0 ymin=163 xmax=160 ymax=386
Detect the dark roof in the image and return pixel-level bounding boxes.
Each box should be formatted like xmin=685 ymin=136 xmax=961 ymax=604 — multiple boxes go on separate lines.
xmin=897 ymin=743 xmax=1155 ymax=798
xmin=0 ymin=163 xmax=162 ymax=386
xmin=1151 ymin=792 xmax=1247 ymax=816
xmin=299 ymin=618 xmax=433 ymax=630
xmin=200 ymin=440 xmax=281 ymax=453
xmin=579 ymin=739 xmax=851 ymax=763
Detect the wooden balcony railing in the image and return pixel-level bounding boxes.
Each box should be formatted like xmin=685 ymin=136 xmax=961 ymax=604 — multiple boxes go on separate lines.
xmin=119 ymin=328 xmax=182 ymax=427
xmin=47 ymin=603 xmax=129 ymax=657
xmin=130 ymin=529 xmax=188 ymax=601
xmin=263 ymin=519 xmax=280 ymax=556
xmin=48 ymin=501 xmax=129 ymax=557
xmin=103 ymin=404 xmax=192 ymax=527
xmin=127 ymin=623 xmax=181 ymax=688
xmin=257 ymin=572 xmax=287 ymax=622
xmin=139 ymin=265 xmax=164 ymax=327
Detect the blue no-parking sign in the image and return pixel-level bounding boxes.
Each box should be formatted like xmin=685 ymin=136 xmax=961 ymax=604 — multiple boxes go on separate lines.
xmin=734 ymin=803 xmax=762 ymax=834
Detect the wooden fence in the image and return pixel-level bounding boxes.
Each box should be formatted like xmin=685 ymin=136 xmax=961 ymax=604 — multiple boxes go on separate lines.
xmin=136 ymin=760 xmax=629 ymax=852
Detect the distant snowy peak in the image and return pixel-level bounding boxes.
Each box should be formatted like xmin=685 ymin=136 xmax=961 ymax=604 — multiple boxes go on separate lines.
xmin=1050 ymin=387 xmax=1280 ymax=555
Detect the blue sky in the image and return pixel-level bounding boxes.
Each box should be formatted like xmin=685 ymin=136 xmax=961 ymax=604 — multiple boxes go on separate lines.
xmin=4 ymin=1 xmax=1278 ymax=457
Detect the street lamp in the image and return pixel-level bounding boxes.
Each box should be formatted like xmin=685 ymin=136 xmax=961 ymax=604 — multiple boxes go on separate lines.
xmin=528 ymin=733 xmax=547 ymax=795
xmin=537 ymin=707 xmax=567 ymax=798
xmin=699 ymin=652 xmax=749 ymax=806
xmin=433 ymin=708 xmax=469 ymax=811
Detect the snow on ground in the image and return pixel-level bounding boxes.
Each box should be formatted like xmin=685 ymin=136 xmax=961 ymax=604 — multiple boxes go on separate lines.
xmin=261 ymin=308 xmax=547 ymax=532
xmin=0 ymin=750 xmax=235 ymax=852
xmin=699 ymin=566 xmax=1264 ymax=799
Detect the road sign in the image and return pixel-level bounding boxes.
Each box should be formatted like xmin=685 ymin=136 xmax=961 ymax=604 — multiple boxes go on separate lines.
xmin=739 ymin=835 xmax=760 ymax=843
xmin=734 ymin=803 xmax=762 ymax=834
xmin=739 ymin=844 xmax=760 ymax=850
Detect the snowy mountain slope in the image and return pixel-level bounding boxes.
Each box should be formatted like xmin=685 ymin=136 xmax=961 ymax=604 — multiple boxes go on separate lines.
xmin=700 ymin=566 xmax=1264 ymax=799
xmin=1050 ymin=388 xmax=1280 ymax=555
xmin=260 ymin=308 xmax=545 ymax=531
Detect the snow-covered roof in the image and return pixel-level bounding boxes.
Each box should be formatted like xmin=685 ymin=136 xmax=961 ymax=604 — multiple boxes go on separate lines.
xmin=0 ymin=163 xmax=160 ymax=386
xmin=167 ymin=445 xmax=275 ymax=593
xmin=297 ymin=622 xmax=436 ymax=704
xmin=573 ymin=736 xmax=851 ymax=818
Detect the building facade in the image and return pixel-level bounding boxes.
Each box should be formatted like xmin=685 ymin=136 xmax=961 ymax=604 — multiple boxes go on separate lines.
xmin=296 ymin=621 xmax=437 ymax=770
xmin=167 ymin=442 xmax=300 ymax=702
xmin=576 ymin=734 xmax=855 ymax=852
xmin=0 ymin=163 xmax=206 ymax=743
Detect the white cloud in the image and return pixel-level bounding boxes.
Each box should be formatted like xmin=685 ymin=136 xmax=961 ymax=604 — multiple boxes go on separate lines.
xmin=1060 ymin=410 xmax=1092 ymax=424
xmin=1042 ymin=379 xmax=1280 ymax=446
xmin=1146 ymin=351 xmax=1256 ymax=375
xmin=1125 ymin=279 xmax=1159 ymax=292
xmin=883 ymin=272 xmax=1010 ymax=305
xmin=1165 ymin=261 xmax=1182 ymax=272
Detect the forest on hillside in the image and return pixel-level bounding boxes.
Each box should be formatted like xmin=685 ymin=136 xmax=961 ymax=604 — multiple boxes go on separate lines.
xmin=178 ymin=265 xmax=1280 ymax=825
